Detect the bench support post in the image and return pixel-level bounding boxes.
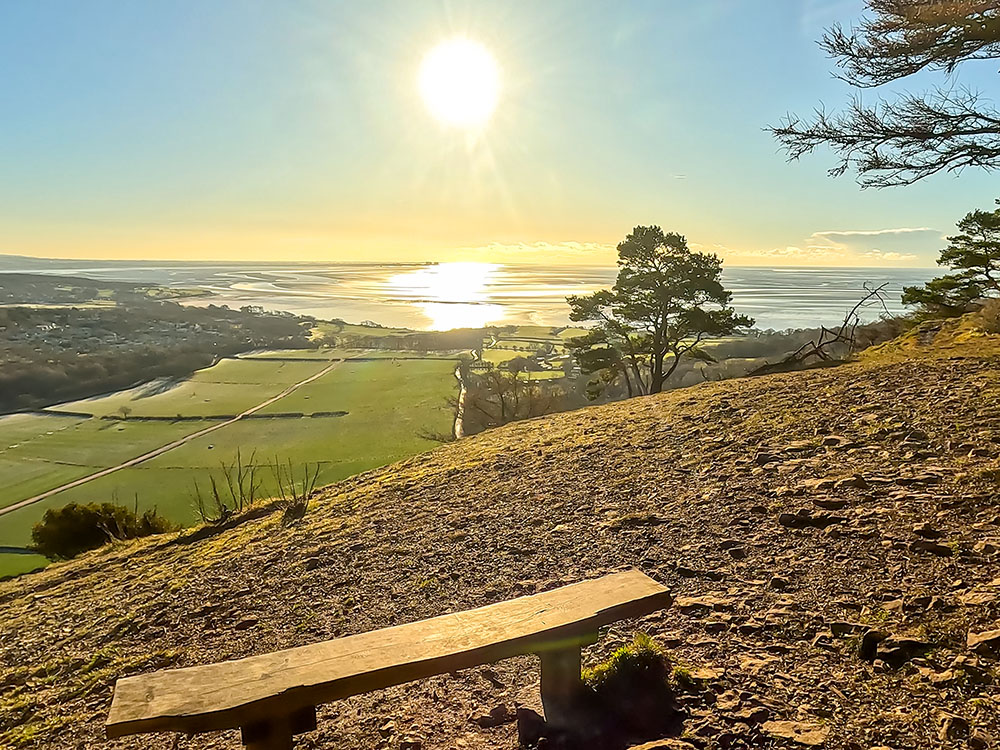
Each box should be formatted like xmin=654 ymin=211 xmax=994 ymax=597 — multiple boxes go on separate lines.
xmin=241 ymin=706 xmax=316 ymax=750
xmin=539 ymin=645 xmax=584 ymax=729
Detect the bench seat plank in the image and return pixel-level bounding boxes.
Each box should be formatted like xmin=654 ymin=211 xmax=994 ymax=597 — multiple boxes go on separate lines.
xmin=107 ymin=569 xmax=670 ymax=738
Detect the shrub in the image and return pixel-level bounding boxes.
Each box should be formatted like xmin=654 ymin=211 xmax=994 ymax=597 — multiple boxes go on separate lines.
xmin=271 ymin=459 xmax=321 ymax=525
xmin=31 ymin=502 xmax=177 ymax=560
xmin=191 ymin=449 xmax=263 ymax=524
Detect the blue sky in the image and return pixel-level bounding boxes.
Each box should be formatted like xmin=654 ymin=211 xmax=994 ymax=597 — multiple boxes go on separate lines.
xmin=1 ymin=0 xmax=996 ymax=266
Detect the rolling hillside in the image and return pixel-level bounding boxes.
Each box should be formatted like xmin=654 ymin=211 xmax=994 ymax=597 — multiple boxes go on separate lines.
xmin=2 ymin=317 xmax=1000 ymax=749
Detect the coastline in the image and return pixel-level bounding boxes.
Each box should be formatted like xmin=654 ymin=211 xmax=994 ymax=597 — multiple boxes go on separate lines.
xmin=1 ymin=260 xmax=936 ymax=332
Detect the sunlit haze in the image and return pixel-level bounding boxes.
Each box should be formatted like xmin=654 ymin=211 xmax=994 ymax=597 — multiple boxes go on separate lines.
xmin=2 ymin=1 xmax=994 ymax=266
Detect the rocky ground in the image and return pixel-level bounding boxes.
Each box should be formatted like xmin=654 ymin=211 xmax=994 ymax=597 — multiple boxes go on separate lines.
xmin=2 ymin=319 xmax=1000 ymax=750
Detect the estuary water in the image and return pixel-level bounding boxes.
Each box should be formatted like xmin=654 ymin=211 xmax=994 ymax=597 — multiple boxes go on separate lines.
xmin=0 ymin=258 xmax=935 ymax=331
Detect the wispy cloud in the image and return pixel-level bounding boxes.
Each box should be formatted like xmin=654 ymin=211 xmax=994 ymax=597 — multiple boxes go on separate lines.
xmin=703 ymin=226 xmax=943 ymax=267
xmin=448 ymin=240 xmax=615 ymax=265
xmin=448 ymin=227 xmax=943 ymax=268
xmin=809 ymin=227 xmax=937 ymax=237
xmin=807 ymin=227 xmax=942 ymax=264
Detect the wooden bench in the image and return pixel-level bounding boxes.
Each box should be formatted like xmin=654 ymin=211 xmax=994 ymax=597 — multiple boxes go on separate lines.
xmin=106 ymin=569 xmax=671 ymax=749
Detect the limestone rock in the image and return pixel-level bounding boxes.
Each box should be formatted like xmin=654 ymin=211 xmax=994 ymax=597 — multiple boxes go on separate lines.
xmin=859 ymin=630 xmax=888 ymax=660
xmin=937 ymin=711 xmax=969 ymax=741
xmin=835 ymin=475 xmax=870 ymax=490
xmin=828 ymin=621 xmax=867 ymax=637
xmin=813 ymin=497 xmax=848 ymax=510
xmin=967 ymin=627 xmax=1000 ymax=656
xmin=762 ymin=720 xmax=829 ymax=746
xmin=626 ymin=740 xmax=698 ymax=750
xmin=675 ymin=595 xmax=733 ymax=614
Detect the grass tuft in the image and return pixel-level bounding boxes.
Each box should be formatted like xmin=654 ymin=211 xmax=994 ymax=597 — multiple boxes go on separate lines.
xmin=582 ymin=632 xmax=666 ymax=690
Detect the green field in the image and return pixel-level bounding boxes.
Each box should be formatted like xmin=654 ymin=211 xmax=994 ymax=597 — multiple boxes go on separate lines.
xmin=480 ymin=349 xmax=526 ymax=365
xmin=240 ymin=347 xmax=349 ymax=360
xmin=242 ymin=348 xmax=465 ymax=361
xmin=0 ymin=552 xmax=49 ymax=579
xmin=0 ymin=354 xmax=458 ymax=577
xmin=189 ymin=358 xmax=330 ymax=384
xmin=478 ymin=324 xmax=586 ymax=381
xmin=503 ymin=325 xmax=558 ymax=338
xmin=258 ymin=359 xmax=456 ymax=414
xmin=48 ymin=360 xmax=331 ymax=418
xmin=522 ymin=370 xmax=566 ymax=380
xmin=0 ymin=412 xmax=87 ymax=446
xmin=312 ymin=321 xmax=415 ymax=339
xmin=0 ymin=417 xmax=218 ymax=511
xmin=0 ymin=457 xmax=93 ymax=510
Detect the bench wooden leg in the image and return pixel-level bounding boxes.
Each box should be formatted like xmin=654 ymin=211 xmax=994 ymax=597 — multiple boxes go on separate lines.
xmin=241 ymin=706 xmax=316 ymax=750
xmin=539 ymin=645 xmax=584 ymax=729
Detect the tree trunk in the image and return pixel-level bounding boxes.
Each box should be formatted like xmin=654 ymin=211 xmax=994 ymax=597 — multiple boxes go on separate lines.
xmin=649 ymin=353 xmax=665 ymax=394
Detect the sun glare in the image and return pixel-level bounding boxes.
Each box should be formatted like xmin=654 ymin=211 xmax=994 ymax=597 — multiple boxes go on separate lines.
xmin=387 ymin=262 xmax=503 ymax=329
xmin=418 ymin=39 xmax=500 ymax=129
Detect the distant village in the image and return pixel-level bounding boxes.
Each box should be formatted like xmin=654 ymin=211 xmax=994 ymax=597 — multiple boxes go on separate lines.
xmin=0 ymin=273 xmax=314 ymax=412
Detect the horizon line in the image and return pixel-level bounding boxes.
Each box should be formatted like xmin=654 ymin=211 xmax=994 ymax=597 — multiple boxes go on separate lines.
xmin=0 ymin=252 xmax=938 ymax=272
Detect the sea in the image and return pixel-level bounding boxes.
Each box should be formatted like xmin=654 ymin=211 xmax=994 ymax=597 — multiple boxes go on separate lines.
xmin=0 ymin=257 xmax=936 ymax=332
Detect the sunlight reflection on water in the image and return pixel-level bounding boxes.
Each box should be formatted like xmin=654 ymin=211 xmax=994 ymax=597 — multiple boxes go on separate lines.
xmin=8 ymin=259 xmax=936 ymax=331
xmin=386 ymin=262 xmax=506 ymax=328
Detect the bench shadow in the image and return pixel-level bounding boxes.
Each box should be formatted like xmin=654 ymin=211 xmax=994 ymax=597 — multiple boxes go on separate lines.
xmin=519 ymin=660 xmax=687 ymax=750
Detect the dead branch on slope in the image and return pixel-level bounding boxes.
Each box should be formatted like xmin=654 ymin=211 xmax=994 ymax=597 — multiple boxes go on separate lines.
xmin=751 ymin=283 xmax=892 ymax=376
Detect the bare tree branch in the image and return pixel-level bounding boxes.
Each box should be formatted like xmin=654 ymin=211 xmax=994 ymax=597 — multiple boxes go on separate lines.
xmin=771 ymin=89 xmax=1000 ymax=187
xmin=769 ymin=1 xmax=1000 ymax=187
xmin=750 ymin=283 xmax=891 ymax=375
xmin=824 ymin=1 xmax=1000 ymax=87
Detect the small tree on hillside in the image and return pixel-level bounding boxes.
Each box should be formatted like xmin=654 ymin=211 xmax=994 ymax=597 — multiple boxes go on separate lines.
xmin=770 ymin=1 xmax=1000 ymax=187
xmin=903 ymin=198 xmax=1000 ymax=315
xmin=568 ymin=226 xmax=752 ymax=397
xmin=462 ymin=364 xmax=558 ymax=433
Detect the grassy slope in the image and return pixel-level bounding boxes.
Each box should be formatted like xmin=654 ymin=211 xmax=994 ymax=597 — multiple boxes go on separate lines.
xmin=2 ymin=317 xmax=1000 ymax=748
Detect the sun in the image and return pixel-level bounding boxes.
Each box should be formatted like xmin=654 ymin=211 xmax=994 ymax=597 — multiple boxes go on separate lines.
xmin=418 ymin=38 xmax=500 ymax=129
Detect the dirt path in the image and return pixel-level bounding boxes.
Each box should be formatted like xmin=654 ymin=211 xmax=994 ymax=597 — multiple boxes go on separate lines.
xmin=0 ymin=357 xmax=348 ymax=518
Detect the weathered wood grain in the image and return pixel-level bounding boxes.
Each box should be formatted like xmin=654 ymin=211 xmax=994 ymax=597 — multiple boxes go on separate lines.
xmin=106 ymin=569 xmax=670 ymax=738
